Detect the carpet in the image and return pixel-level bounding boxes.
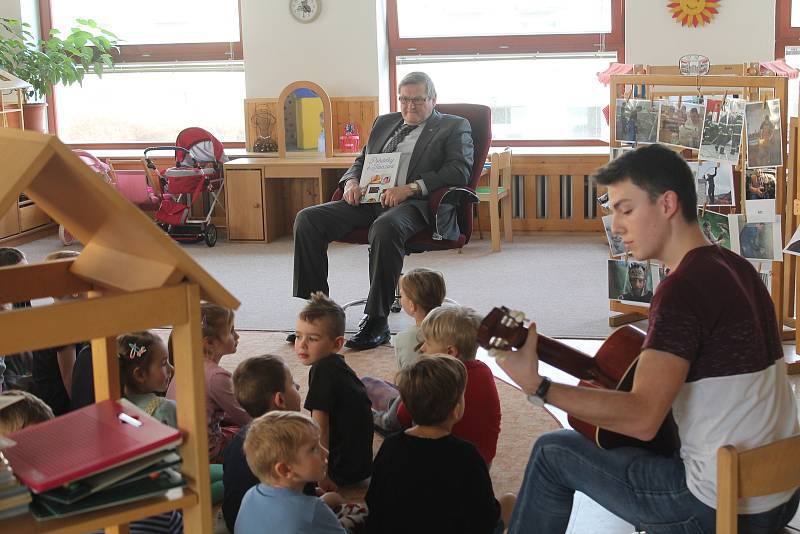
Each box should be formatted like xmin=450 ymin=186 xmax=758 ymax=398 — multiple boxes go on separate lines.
xmin=214 ymin=331 xmax=560 ymax=499
xmin=17 ymin=231 xmax=639 ymax=339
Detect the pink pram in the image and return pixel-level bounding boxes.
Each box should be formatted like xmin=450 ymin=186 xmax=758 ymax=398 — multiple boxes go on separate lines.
xmin=146 ymin=127 xmax=228 ymax=247
xmin=60 ymin=150 xmax=115 ymax=245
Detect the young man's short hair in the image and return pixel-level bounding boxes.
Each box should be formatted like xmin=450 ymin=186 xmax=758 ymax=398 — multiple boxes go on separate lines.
xmin=421 ymin=305 xmax=482 ymax=360
xmin=298 ymin=292 xmax=345 ymax=339
xmin=0 ymin=390 xmax=54 ymax=435
xmin=233 ymin=355 xmax=290 ymax=418
xmin=397 ymin=355 xmax=467 ymax=426
xmin=593 ymin=143 xmax=697 ymax=223
xmin=243 ymin=411 xmax=319 ymax=483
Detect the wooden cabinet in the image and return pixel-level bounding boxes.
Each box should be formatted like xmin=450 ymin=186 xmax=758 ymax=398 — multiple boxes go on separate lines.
xmin=225 ymin=169 xmax=265 ymax=241
xmin=0 ymin=205 xmax=19 ymax=239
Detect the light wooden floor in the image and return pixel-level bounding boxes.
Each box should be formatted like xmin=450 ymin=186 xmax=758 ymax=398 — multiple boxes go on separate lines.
xmin=478 ymin=339 xmax=800 ymax=533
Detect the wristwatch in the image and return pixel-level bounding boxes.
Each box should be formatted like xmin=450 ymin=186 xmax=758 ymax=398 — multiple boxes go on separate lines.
xmin=526 ymin=377 xmax=552 ymax=407
xmin=408 ymin=181 xmax=421 ymax=195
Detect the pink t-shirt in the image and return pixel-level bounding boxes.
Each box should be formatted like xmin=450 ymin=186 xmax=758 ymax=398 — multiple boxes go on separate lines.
xmin=167 ymin=359 xmax=251 ymax=460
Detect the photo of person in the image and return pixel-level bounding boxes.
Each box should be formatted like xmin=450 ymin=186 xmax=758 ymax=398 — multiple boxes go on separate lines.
xmin=697 ymin=209 xmax=731 ymax=250
xmin=728 ymin=214 xmax=783 ymax=261
xmin=614 ymin=99 xmax=659 ymax=144
xmin=745 ymin=99 xmax=783 ymax=168
xmin=688 ymin=161 xmax=735 ymax=206
xmin=745 ymin=168 xmax=776 ymax=200
xmin=602 ymin=214 xmax=625 ymax=257
xmin=657 ymin=101 xmax=705 ymax=150
xmin=608 ymin=259 xmax=654 ymax=306
xmin=699 ymin=98 xmax=745 ymax=163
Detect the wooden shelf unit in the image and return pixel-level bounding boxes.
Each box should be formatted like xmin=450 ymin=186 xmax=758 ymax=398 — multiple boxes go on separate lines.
xmin=0 ymin=128 xmax=240 ymax=533
xmin=608 ymin=67 xmax=790 ymax=330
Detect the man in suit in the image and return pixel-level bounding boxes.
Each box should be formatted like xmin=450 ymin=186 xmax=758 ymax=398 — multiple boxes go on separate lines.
xmin=292 ymin=72 xmax=473 ymax=350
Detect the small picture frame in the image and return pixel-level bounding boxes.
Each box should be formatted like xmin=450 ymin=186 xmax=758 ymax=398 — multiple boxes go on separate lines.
xmin=657 ymin=101 xmax=705 ymax=150
xmin=608 ymin=259 xmax=654 ymax=307
xmin=745 ymin=99 xmax=783 ymax=169
xmin=615 ymin=99 xmax=660 ymax=144
xmin=602 ymin=214 xmax=625 ymax=257
xmin=728 ymin=214 xmax=783 ymax=261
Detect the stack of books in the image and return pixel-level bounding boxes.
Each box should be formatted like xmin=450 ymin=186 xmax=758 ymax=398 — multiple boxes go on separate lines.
xmin=3 ymin=399 xmax=184 ymax=520
xmin=0 ymin=452 xmax=30 ymax=520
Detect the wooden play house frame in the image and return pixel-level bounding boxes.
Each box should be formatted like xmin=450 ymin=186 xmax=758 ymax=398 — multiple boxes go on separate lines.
xmin=0 ymin=128 xmax=239 ymax=533
xmin=607 ymin=66 xmax=791 ymax=340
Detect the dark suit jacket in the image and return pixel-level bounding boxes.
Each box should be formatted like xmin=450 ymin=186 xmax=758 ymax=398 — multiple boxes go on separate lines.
xmin=339 ymin=110 xmax=474 ymax=224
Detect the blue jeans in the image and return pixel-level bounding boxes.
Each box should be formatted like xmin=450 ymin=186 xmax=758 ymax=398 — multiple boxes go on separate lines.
xmin=509 ymin=430 xmax=800 ymax=534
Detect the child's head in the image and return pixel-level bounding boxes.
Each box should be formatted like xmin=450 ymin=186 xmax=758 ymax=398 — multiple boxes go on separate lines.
xmin=201 ymin=302 xmax=238 ymax=360
xmin=233 ymin=355 xmax=301 ymax=417
xmin=0 ymin=247 xmax=26 ymax=267
xmin=0 ymin=390 xmax=54 ymax=436
xmin=397 ymin=355 xmax=467 ymax=427
xmin=118 ymin=331 xmax=172 ymax=395
xmin=420 ymin=305 xmax=482 ymax=361
xmin=399 ymin=268 xmax=446 ymax=317
xmin=244 ymin=411 xmax=326 ymax=486
xmin=295 ymin=292 xmax=345 ymax=366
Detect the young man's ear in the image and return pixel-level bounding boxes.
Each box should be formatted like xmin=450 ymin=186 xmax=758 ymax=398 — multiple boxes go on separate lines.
xmin=661 ymin=190 xmax=681 ymax=219
xmin=333 ymin=335 xmax=345 ymax=352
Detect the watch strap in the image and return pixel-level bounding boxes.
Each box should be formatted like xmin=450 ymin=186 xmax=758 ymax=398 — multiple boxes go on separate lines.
xmin=534 ymin=376 xmax=552 ymax=403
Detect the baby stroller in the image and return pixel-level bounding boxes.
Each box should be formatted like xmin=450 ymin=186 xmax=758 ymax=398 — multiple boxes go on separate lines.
xmin=146 ymin=127 xmax=228 ymax=247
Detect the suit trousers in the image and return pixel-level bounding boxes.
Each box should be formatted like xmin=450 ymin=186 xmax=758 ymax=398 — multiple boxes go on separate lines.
xmin=293 ymin=199 xmax=429 ymax=318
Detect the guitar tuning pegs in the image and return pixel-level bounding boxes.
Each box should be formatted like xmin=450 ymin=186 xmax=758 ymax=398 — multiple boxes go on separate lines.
xmin=510 ymin=310 xmax=526 ymax=323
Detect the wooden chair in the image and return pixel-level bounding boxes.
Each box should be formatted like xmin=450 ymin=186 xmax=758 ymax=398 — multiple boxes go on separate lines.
xmin=717 ymin=434 xmax=800 ymax=533
xmin=476 ymin=148 xmax=512 ymax=252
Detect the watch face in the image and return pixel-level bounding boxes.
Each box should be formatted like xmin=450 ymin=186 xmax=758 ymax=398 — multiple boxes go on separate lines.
xmin=290 ymin=0 xmax=320 ymax=22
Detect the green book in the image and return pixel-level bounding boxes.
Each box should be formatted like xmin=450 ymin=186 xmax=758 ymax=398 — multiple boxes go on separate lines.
xmin=31 ymin=468 xmax=185 ymax=521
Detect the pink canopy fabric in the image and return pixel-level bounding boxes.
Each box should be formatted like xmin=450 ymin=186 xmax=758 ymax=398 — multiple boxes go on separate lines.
xmin=597 ymin=63 xmax=634 ymax=85
xmin=760 ymin=59 xmax=799 ymax=79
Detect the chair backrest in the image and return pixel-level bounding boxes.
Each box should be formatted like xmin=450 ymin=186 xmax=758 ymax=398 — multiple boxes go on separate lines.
xmin=488 ymin=147 xmax=512 ymax=198
xmin=716 ymin=434 xmax=800 ymax=533
xmin=434 ymin=103 xmax=492 ymax=192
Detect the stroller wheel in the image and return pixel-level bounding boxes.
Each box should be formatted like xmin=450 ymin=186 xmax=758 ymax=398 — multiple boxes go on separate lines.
xmin=59 ymin=225 xmax=76 ymax=246
xmin=204 ymin=223 xmax=217 ymax=247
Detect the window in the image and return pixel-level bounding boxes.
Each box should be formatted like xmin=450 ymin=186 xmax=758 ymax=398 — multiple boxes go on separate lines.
xmin=42 ymin=0 xmax=244 ymax=145
xmin=389 ymin=0 xmax=623 ymax=145
xmin=776 ymin=0 xmax=800 ymax=118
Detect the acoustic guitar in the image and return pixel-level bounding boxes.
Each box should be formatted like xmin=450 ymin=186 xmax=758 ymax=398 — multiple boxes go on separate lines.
xmin=477 ymin=306 xmax=679 ymax=456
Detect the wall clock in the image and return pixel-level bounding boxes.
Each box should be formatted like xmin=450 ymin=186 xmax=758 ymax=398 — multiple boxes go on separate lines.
xmin=290 ymin=0 xmax=321 ymax=23
xmin=668 ymin=0 xmax=720 ymax=27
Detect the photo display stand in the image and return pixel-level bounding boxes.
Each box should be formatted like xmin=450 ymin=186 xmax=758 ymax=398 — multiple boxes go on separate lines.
xmin=784 ymin=117 xmax=800 ymax=370
xmin=607 ymin=64 xmax=793 ymax=356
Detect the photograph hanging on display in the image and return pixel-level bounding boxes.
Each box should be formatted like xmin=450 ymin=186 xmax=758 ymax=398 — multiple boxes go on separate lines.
xmin=783 ymin=225 xmax=800 ymax=257
xmin=698 ymin=209 xmax=731 ymax=250
xmin=745 ymin=99 xmax=783 ymax=168
xmin=608 ymin=259 xmax=654 ymax=307
xmin=614 ymin=99 xmax=659 ymax=144
xmin=602 ymin=214 xmax=626 ymax=257
xmin=610 ymin=146 xmax=634 ymax=161
xmin=728 ymin=214 xmax=783 ymax=261
xmin=689 ymin=161 xmax=735 ymax=207
xmin=699 ymin=98 xmax=745 ymax=163
xmin=745 ymin=199 xmax=777 ymax=224
xmin=745 ymin=168 xmax=776 ymax=200
xmin=657 ymin=101 xmax=705 ymax=150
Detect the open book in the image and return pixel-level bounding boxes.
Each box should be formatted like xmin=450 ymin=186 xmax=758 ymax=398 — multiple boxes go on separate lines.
xmin=359 ymin=152 xmax=401 ymax=204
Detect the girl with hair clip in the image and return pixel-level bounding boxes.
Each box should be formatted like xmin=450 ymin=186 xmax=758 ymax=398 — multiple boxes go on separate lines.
xmin=167 ymin=302 xmax=251 ymax=463
xmin=118 ymin=331 xmax=176 ymax=428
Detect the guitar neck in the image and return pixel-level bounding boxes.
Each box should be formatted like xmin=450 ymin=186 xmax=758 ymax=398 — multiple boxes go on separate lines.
xmin=537 ymin=335 xmax=604 ymax=382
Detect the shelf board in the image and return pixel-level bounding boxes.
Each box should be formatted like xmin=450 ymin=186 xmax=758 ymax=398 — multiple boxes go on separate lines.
xmin=0 ymin=488 xmax=197 ymax=534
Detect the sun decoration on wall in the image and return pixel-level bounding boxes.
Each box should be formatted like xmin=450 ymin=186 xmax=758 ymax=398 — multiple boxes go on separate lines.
xmin=668 ymin=0 xmax=720 ymax=27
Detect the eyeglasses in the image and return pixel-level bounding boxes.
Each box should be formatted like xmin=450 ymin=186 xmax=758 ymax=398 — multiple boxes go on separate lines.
xmin=398 ymin=96 xmax=429 ymax=106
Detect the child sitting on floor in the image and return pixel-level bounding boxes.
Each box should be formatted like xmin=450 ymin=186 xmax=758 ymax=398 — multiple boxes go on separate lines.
xmin=295 ymin=292 xmax=373 ymax=491
xmin=167 ymin=302 xmax=251 ymax=463
xmin=222 ymin=354 xmax=303 ymax=533
xmin=365 ymin=355 xmax=515 ymax=534
xmin=236 ymin=411 xmax=347 ymax=534
xmin=118 ymin=331 xmax=176 ymax=427
xmin=367 ymin=268 xmax=446 ymax=433
xmin=0 ymin=390 xmax=53 ymax=435
xmin=0 ymin=248 xmax=34 ymax=393
xmin=396 ymin=305 xmax=502 ymax=466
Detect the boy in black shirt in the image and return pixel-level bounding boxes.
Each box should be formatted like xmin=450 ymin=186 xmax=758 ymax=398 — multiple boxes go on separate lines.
xmin=295 ymin=292 xmax=373 ymax=491
xmin=365 ymin=355 xmax=515 ymax=534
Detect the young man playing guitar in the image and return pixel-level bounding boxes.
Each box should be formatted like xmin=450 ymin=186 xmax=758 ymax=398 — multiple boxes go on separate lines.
xmin=497 ymin=144 xmax=799 ymax=533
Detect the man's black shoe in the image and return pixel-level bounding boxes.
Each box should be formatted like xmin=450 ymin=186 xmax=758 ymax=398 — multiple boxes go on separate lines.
xmin=345 ymin=317 xmax=390 ymax=350
xmin=286 ymin=333 xmax=296 ymax=343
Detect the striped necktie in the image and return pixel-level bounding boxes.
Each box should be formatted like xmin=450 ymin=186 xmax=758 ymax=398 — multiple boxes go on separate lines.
xmin=383 ymin=123 xmax=418 ymax=153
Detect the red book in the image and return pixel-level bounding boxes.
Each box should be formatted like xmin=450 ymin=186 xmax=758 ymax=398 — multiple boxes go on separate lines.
xmin=4 ymin=399 xmax=182 ymax=494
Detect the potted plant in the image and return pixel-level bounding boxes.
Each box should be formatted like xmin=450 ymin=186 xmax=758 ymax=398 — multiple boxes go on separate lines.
xmin=0 ymin=17 xmax=119 ymax=132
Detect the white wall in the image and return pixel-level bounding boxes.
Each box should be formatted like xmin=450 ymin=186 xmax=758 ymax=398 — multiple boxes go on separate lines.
xmin=0 ymin=0 xmax=21 ymax=20
xmin=241 ymin=0 xmax=382 ymax=98
xmin=626 ymin=0 xmax=775 ymax=65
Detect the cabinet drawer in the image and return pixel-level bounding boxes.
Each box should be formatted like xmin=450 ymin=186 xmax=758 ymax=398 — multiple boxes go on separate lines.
xmin=19 ymin=203 xmax=51 ymax=231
